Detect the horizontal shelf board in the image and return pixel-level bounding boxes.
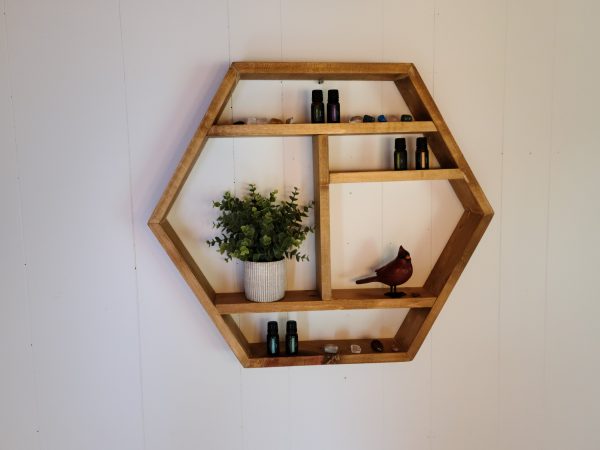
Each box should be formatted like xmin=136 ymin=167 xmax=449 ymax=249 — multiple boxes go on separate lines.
xmin=233 ymin=61 xmax=412 ymax=81
xmin=208 ymin=122 xmax=437 ymax=137
xmin=247 ymin=338 xmax=411 ymax=368
xmin=329 ymin=168 xmax=465 ymax=184
xmin=214 ymin=287 xmax=435 ymax=314
xmin=215 ymin=290 xmax=320 ymax=314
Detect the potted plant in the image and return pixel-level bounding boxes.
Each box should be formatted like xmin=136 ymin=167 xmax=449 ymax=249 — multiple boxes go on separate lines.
xmin=207 ymin=184 xmax=314 ymax=302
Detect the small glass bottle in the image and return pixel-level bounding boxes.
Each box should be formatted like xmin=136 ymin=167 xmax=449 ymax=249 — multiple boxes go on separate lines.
xmin=285 ymin=320 xmax=298 ymax=356
xmin=415 ymin=136 xmax=429 ymax=170
xmin=327 ymin=89 xmax=340 ymax=123
xmin=394 ymin=138 xmax=408 ymax=170
xmin=311 ymin=90 xmax=325 ymax=123
xmin=266 ymin=321 xmax=279 ymax=356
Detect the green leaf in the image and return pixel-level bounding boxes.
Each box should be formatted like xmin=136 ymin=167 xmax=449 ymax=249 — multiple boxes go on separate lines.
xmin=207 ymin=183 xmax=314 ymax=262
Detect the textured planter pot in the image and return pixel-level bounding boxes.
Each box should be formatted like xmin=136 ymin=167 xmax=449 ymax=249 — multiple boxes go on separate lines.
xmin=243 ymin=260 xmax=286 ymax=302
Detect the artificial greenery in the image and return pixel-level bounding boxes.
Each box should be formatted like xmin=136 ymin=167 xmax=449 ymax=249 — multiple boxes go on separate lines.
xmin=207 ymin=184 xmax=314 ymax=263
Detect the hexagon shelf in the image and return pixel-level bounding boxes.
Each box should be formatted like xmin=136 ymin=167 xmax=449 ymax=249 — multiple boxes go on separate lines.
xmin=148 ymin=62 xmax=493 ymax=368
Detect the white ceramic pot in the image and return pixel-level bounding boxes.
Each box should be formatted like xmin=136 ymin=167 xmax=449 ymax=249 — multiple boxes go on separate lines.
xmin=243 ymin=260 xmax=286 ymax=302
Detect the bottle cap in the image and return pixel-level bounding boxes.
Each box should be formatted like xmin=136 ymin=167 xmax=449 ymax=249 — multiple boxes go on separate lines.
xmin=416 ymin=136 xmax=427 ymax=150
xmin=267 ymin=321 xmax=278 ymax=334
xmin=312 ymin=89 xmax=323 ymax=102
xmin=328 ymin=89 xmax=339 ymax=102
xmin=394 ymin=138 xmax=406 ymax=150
xmin=286 ymin=320 xmax=297 ymax=334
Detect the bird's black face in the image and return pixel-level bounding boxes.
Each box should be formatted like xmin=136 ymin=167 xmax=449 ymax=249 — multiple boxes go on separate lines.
xmin=397 ymin=245 xmax=411 ymax=259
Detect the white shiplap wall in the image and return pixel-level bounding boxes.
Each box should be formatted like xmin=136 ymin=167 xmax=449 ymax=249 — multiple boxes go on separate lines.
xmin=1 ymin=1 xmax=599 ymax=450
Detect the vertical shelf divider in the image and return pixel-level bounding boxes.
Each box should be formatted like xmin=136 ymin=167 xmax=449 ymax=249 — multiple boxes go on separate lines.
xmin=312 ymin=135 xmax=332 ymax=300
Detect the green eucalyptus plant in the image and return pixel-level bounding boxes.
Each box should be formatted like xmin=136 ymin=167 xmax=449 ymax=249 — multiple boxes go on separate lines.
xmin=207 ymin=184 xmax=314 ymax=263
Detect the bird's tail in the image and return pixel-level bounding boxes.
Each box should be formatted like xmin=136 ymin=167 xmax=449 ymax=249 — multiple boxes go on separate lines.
xmin=356 ymin=276 xmax=378 ymax=284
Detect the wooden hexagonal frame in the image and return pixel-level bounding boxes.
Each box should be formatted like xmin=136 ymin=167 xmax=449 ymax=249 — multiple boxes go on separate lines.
xmin=148 ymin=62 xmax=493 ymax=368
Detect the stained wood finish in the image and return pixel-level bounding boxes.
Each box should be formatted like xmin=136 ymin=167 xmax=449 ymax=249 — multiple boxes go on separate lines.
xmin=222 ymin=314 xmax=252 ymax=357
xmin=161 ymin=220 xmax=215 ymax=300
xmin=148 ymin=61 xmax=494 ymax=368
xmin=394 ymin=210 xmax=493 ymax=358
xmin=394 ymin=308 xmax=431 ymax=354
xmin=424 ymin=210 xmax=487 ymax=296
xmin=149 ymin=67 xmax=239 ymax=223
xmin=313 ymin=135 xmax=332 ymax=300
xmin=214 ymin=287 xmax=435 ymax=314
xmin=232 ymin=61 xmax=412 ymax=80
xmin=247 ymin=338 xmax=412 ymax=368
xmin=208 ymin=122 xmax=436 ymax=137
xmin=396 ymin=66 xmax=493 ymax=216
xmin=149 ymin=219 xmax=249 ymax=366
xmin=405 ymin=210 xmax=493 ymax=357
xmin=329 ymin=168 xmax=464 ymax=184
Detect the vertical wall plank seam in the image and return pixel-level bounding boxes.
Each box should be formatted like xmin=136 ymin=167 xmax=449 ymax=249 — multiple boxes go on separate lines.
xmin=497 ymin=0 xmax=510 ymax=444
xmin=427 ymin=9 xmax=436 ymax=439
xmin=224 ymin=2 xmax=245 ymax=447
xmin=239 ymin=373 xmax=246 ymax=450
xmin=379 ymin=3 xmax=386 ymax=424
xmin=380 ymin=0 xmax=384 ymax=268
xmin=116 ymin=1 xmax=147 ymax=448
xmin=2 ymin=1 xmax=42 ymax=447
xmin=430 ymin=2 xmax=438 ymax=449
xmin=225 ymin=0 xmax=240 ymax=313
xmin=278 ymin=4 xmax=292 ymax=446
xmin=287 ymin=366 xmax=292 ymax=450
xmin=432 ymin=0 xmax=439 ymax=92
xmin=542 ymin=0 xmax=560 ymax=443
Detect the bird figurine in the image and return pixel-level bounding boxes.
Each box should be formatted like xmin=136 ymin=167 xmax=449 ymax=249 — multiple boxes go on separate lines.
xmin=355 ymin=246 xmax=413 ymax=298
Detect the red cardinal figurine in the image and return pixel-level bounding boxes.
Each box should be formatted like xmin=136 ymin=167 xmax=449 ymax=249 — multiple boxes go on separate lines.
xmin=355 ymin=246 xmax=413 ymax=298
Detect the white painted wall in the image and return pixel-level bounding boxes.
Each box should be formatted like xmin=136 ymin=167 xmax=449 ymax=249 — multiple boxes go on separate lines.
xmin=1 ymin=1 xmax=599 ymax=450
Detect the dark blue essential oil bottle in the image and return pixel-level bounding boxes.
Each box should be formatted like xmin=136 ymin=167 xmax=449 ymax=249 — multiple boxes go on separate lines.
xmin=327 ymin=89 xmax=340 ymax=123
xmin=285 ymin=320 xmax=298 ymax=356
xmin=394 ymin=138 xmax=408 ymax=170
xmin=266 ymin=321 xmax=279 ymax=356
xmin=311 ymin=90 xmax=325 ymax=123
xmin=415 ymin=136 xmax=429 ymax=170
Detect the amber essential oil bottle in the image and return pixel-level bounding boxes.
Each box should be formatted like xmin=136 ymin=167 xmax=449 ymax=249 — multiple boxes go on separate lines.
xmin=394 ymin=138 xmax=408 ymax=170
xmin=415 ymin=136 xmax=429 ymax=170
xmin=327 ymin=89 xmax=340 ymax=123
xmin=311 ymin=90 xmax=325 ymax=123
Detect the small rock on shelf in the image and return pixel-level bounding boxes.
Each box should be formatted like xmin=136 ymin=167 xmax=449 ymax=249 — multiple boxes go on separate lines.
xmin=349 ymin=115 xmax=362 ymax=123
xmin=324 ymin=353 xmax=340 ymax=365
xmin=350 ymin=344 xmax=362 ymax=354
xmin=324 ymin=344 xmax=339 ymax=354
xmin=363 ymin=115 xmax=375 ymax=123
xmin=387 ymin=115 xmax=400 ymax=122
xmin=377 ymin=114 xmax=387 ymax=122
xmin=400 ymin=114 xmax=413 ymax=122
xmin=269 ymin=118 xmax=283 ymax=124
xmin=370 ymin=339 xmax=384 ymax=353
